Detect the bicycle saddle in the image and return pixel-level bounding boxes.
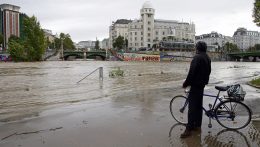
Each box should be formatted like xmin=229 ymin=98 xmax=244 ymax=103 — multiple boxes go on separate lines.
xmin=215 ymin=86 xmax=229 ymax=91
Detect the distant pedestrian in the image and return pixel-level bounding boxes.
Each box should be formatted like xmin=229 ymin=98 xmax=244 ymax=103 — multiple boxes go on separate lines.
xmin=181 ymin=41 xmax=211 ymax=138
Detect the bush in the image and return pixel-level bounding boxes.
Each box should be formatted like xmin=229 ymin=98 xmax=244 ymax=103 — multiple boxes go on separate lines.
xmin=250 ymin=77 xmax=260 ymax=86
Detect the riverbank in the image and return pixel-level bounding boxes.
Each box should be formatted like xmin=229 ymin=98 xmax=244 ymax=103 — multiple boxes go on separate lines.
xmin=249 ymin=77 xmax=260 ymax=88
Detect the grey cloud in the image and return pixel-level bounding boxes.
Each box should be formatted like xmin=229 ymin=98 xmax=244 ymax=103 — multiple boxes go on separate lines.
xmin=1 ymin=0 xmax=259 ymax=42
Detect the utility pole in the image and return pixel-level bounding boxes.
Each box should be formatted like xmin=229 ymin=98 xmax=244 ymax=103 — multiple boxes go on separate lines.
xmin=61 ymin=39 xmax=64 ymax=61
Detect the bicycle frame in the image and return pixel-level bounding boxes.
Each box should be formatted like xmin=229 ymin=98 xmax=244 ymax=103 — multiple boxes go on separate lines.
xmin=185 ymin=90 xmax=225 ymax=118
xmin=174 ymin=87 xmax=252 ymax=129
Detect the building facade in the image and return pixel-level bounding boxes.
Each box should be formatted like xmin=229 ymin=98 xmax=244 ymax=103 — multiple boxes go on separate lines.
xmin=76 ymin=41 xmax=96 ymax=50
xmin=43 ymin=29 xmax=55 ymax=43
xmin=109 ymin=1 xmax=195 ymax=49
xmin=233 ymin=28 xmax=260 ymax=51
xmin=101 ymin=38 xmax=109 ymax=49
xmin=0 ymin=4 xmax=21 ymax=50
xmin=195 ymin=31 xmax=233 ymax=48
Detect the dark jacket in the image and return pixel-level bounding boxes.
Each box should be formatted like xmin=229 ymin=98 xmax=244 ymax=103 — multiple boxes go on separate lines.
xmin=183 ymin=51 xmax=211 ymax=88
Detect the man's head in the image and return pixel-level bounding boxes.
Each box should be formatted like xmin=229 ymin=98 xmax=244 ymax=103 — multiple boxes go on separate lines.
xmin=196 ymin=41 xmax=207 ymax=52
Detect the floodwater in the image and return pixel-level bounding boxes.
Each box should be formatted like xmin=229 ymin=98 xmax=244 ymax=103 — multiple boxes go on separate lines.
xmin=0 ymin=61 xmax=260 ymax=147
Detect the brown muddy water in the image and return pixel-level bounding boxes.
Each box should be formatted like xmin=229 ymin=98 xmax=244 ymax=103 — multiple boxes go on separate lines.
xmin=0 ymin=61 xmax=260 ymax=147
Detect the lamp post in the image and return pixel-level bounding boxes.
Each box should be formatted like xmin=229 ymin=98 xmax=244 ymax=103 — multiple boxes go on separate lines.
xmin=61 ymin=38 xmax=64 ymax=61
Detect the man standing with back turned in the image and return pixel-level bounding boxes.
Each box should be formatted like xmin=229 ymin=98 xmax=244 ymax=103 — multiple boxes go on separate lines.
xmin=181 ymin=41 xmax=211 ymax=138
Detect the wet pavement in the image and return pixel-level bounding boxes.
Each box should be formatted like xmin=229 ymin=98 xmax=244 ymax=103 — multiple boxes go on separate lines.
xmin=0 ymin=61 xmax=259 ymax=147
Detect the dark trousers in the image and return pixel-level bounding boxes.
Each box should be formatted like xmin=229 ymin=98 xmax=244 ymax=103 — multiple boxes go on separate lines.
xmin=186 ymin=86 xmax=204 ymax=130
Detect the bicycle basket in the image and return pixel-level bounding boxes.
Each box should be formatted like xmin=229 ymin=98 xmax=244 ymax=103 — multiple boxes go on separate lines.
xmin=227 ymin=84 xmax=246 ymax=101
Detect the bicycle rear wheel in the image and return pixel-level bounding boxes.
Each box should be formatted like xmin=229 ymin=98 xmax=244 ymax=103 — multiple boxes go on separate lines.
xmin=170 ymin=95 xmax=188 ymax=124
xmin=215 ymin=100 xmax=251 ymax=130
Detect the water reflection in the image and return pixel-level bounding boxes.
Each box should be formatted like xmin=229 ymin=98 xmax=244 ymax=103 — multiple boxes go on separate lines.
xmin=203 ymin=129 xmax=250 ymax=147
xmin=168 ymin=123 xmax=260 ymax=147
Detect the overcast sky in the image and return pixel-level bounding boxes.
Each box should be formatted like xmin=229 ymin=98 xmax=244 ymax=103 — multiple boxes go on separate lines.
xmin=1 ymin=0 xmax=259 ymax=42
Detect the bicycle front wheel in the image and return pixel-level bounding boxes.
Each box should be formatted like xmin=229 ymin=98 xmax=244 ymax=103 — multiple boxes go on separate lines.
xmin=215 ymin=100 xmax=251 ymax=130
xmin=170 ymin=95 xmax=188 ymax=124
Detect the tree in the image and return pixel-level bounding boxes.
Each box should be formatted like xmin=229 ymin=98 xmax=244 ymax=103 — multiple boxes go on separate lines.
xmin=8 ymin=36 xmax=26 ymax=61
xmin=253 ymin=0 xmax=260 ymax=26
xmin=54 ymin=37 xmax=61 ymax=49
xmin=95 ymin=40 xmax=100 ymax=50
xmin=59 ymin=33 xmax=75 ymax=50
xmin=248 ymin=46 xmax=256 ymax=52
xmin=112 ymin=36 xmax=124 ymax=50
xmin=0 ymin=34 xmax=3 ymax=46
xmin=223 ymin=42 xmax=240 ymax=53
xmin=124 ymin=39 xmax=128 ymax=48
xmin=8 ymin=16 xmax=47 ymax=61
xmin=23 ymin=16 xmax=46 ymax=61
xmin=254 ymin=44 xmax=260 ymax=50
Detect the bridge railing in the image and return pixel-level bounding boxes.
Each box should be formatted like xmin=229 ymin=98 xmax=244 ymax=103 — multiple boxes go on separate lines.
xmin=77 ymin=67 xmax=103 ymax=83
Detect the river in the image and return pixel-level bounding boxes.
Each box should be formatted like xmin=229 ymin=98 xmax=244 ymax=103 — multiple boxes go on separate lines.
xmin=0 ymin=61 xmax=259 ymax=123
xmin=0 ymin=61 xmax=260 ymax=147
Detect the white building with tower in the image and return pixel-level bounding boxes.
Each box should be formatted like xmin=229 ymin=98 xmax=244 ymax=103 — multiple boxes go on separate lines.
xmin=109 ymin=1 xmax=196 ymax=49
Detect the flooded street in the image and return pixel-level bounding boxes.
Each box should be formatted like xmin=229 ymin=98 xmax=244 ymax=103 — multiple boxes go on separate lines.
xmin=0 ymin=61 xmax=260 ymax=147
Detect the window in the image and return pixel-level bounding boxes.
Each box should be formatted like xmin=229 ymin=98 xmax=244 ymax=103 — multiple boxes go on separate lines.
xmin=148 ymin=21 xmax=151 ymax=25
xmin=148 ymin=38 xmax=150 ymax=42
xmin=156 ymin=31 xmax=158 ymax=35
xmin=141 ymin=32 xmax=143 ymax=35
xmin=135 ymin=37 xmax=137 ymax=41
xmin=135 ymin=32 xmax=137 ymax=35
xmin=148 ymin=33 xmax=150 ymax=37
xmin=148 ymin=27 xmax=151 ymax=31
xmin=163 ymin=32 xmax=165 ymax=35
xmin=141 ymin=37 xmax=143 ymax=40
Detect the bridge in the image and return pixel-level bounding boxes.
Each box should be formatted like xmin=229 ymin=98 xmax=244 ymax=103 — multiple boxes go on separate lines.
xmin=63 ymin=50 xmax=107 ymax=60
xmin=227 ymin=51 xmax=260 ymax=61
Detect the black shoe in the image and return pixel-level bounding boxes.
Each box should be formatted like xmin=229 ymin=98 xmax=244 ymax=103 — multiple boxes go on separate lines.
xmin=180 ymin=129 xmax=192 ymax=138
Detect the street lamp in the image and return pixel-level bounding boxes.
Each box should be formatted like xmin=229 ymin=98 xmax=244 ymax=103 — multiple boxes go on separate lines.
xmin=60 ymin=38 xmax=64 ymax=61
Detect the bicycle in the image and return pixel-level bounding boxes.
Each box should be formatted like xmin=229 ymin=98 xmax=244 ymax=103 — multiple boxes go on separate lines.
xmin=170 ymin=85 xmax=252 ymax=130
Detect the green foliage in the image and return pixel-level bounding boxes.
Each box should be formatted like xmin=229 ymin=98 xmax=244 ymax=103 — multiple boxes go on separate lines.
xmin=250 ymin=77 xmax=260 ymax=86
xmin=95 ymin=40 xmax=100 ymax=50
xmin=0 ymin=34 xmax=3 ymax=45
xmin=113 ymin=36 xmax=124 ymax=49
xmin=23 ymin=16 xmax=46 ymax=61
xmin=255 ymin=44 xmax=260 ymax=50
xmin=57 ymin=33 xmax=75 ymax=50
xmin=109 ymin=67 xmax=124 ymax=78
xmin=248 ymin=44 xmax=260 ymax=51
xmin=8 ymin=36 xmax=26 ymax=61
xmin=253 ymin=0 xmax=260 ymax=26
xmin=223 ymin=42 xmax=240 ymax=53
xmin=54 ymin=38 xmax=61 ymax=49
xmin=124 ymin=39 xmax=128 ymax=48
xmin=46 ymin=37 xmax=52 ymax=49
xmin=8 ymin=16 xmax=47 ymax=61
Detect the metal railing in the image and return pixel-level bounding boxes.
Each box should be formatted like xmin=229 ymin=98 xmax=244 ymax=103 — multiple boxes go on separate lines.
xmin=77 ymin=67 xmax=103 ymax=83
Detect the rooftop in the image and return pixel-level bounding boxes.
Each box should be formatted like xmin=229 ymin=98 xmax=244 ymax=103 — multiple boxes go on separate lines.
xmin=0 ymin=4 xmax=20 ymax=12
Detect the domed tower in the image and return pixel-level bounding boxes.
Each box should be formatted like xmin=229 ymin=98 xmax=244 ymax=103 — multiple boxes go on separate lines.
xmin=140 ymin=1 xmax=155 ymax=48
